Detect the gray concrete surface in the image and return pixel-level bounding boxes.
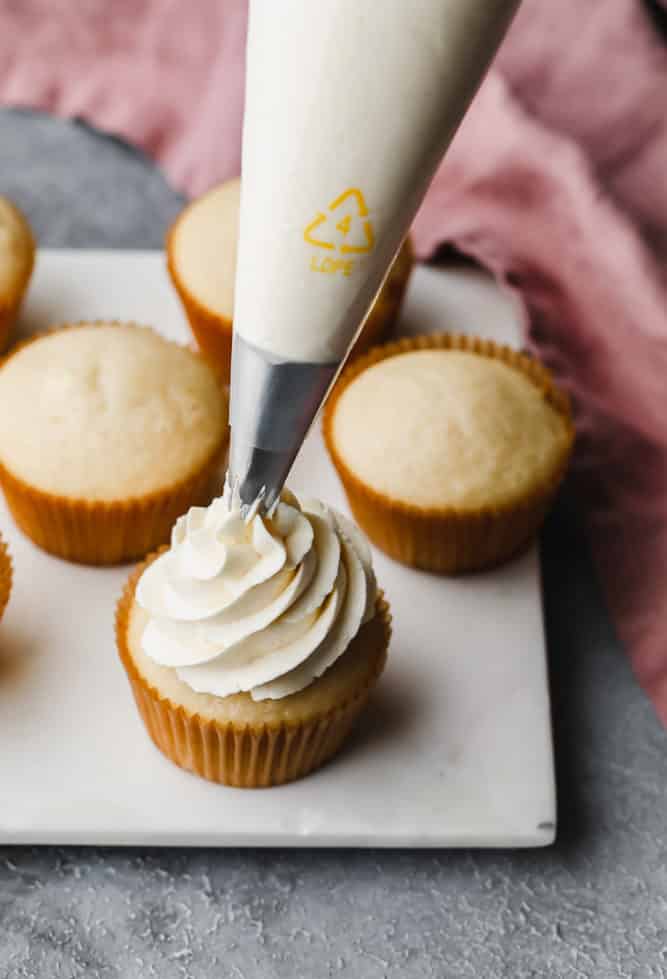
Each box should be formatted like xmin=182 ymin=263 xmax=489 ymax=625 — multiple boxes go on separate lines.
xmin=0 ymin=108 xmax=665 ymax=979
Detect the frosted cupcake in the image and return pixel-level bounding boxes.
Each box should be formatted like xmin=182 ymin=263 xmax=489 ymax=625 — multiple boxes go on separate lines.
xmin=0 ymin=322 xmax=229 ymax=565
xmin=324 ymin=334 xmax=574 ymax=573
xmin=0 ymin=196 xmax=35 ymax=351
xmin=0 ymin=532 xmax=12 ymax=621
xmin=167 ymin=177 xmax=413 ymax=380
xmin=116 ymin=490 xmax=391 ymax=787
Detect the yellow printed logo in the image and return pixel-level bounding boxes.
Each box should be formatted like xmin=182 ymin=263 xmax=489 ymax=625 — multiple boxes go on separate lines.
xmin=304 ymin=188 xmax=374 ymax=277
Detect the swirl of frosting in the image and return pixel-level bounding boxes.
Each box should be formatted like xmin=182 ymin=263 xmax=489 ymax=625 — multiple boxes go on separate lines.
xmin=136 ymin=490 xmax=376 ymax=701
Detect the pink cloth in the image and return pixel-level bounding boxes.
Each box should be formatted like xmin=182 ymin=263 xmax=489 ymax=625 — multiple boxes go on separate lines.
xmin=2 ymin=0 xmax=667 ymax=721
xmin=0 ymin=0 xmax=248 ymax=192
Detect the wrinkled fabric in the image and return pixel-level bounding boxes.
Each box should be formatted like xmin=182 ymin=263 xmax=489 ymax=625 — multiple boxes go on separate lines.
xmin=0 ymin=0 xmax=247 ymax=194
xmin=2 ymin=0 xmax=667 ymax=722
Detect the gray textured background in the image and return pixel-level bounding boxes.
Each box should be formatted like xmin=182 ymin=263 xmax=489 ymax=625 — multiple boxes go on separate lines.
xmin=1 ymin=108 xmax=665 ymax=979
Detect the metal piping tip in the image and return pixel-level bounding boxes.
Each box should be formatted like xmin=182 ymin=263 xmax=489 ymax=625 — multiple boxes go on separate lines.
xmin=227 ymin=441 xmax=298 ymax=515
xmin=227 ymin=334 xmax=337 ymax=514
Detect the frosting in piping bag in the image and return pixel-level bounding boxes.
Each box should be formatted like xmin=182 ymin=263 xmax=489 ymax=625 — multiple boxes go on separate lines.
xmin=136 ymin=490 xmax=376 ymax=701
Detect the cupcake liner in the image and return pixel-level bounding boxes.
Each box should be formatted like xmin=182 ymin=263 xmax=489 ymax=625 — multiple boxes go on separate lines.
xmin=349 ymin=237 xmax=414 ymax=360
xmin=166 ymin=236 xmax=233 ymax=384
xmin=0 ymin=322 xmax=229 ymax=566
xmin=0 ymin=533 xmax=12 ymax=621
xmin=323 ymin=333 xmax=575 ymax=574
xmin=0 ymin=200 xmax=35 ymax=353
xmin=0 ymin=294 xmax=22 ymax=353
xmin=116 ymin=553 xmax=391 ymax=788
xmin=0 ymin=448 xmax=225 ymax=566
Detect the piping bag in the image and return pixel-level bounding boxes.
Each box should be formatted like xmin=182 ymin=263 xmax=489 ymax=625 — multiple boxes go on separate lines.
xmin=228 ymin=0 xmax=520 ymax=513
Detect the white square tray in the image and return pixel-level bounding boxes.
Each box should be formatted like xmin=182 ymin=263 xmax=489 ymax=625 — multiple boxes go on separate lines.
xmin=0 ymin=250 xmax=555 ymax=847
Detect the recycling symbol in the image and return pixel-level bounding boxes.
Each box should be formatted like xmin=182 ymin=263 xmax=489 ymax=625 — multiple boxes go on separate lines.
xmin=304 ymin=187 xmax=375 ymax=256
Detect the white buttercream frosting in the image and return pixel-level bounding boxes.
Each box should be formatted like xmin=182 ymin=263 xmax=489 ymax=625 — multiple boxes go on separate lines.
xmin=135 ymin=491 xmax=376 ymax=701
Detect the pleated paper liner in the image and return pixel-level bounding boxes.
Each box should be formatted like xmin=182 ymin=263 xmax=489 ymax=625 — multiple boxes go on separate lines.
xmin=0 ymin=322 xmax=229 ymax=566
xmin=167 ymin=223 xmax=414 ymax=382
xmin=0 ymin=198 xmax=35 ymax=353
xmin=0 ymin=250 xmax=35 ymax=353
xmin=0 ymin=450 xmax=226 ymax=566
xmin=166 ymin=228 xmax=234 ymax=385
xmin=323 ymin=333 xmax=575 ymax=574
xmin=0 ymin=533 xmax=12 ymax=621
xmin=116 ymin=553 xmax=392 ymax=788
xmin=0 ymin=293 xmax=24 ymax=353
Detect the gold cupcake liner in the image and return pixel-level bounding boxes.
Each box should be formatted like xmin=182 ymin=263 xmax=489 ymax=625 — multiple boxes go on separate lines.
xmin=116 ymin=554 xmax=391 ymax=787
xmin=0 ymin=294 xmax=22 ymax=353
xmin=0 ymin=451 xmax=225 ymax=566
xmin=0 ymin=322 xmax=229 ymax=566
xmin=0 ymin=255 xmax=35 ymax=354
xmin=166 ymin=236 xmax=233 ymax=384
xmin=323 ymin=333 xmax=575 ymax=574
xmin=0 ymin=200 xmax=35 ymax=353
xmin=0 ymin=533 xmax=12 ymax=621
xmin=349 ymin=237 xmax=414 ymax=360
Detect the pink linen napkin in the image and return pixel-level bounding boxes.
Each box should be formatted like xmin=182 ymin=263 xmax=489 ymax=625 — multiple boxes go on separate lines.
xmin=2 ymin=0 xmax=667 ymax=721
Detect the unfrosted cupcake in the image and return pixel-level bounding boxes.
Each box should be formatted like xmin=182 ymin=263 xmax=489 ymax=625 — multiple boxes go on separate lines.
xmin=0 ymin=196 xmax=35 ymax=351
xmin=0 ymin=322 xmax=229 ymax=564
xmin=324 ymin=334 xmax=574 ymax=573
xmin=116 ymin=490 xmax=391 ymax=787
xmin=0 ymin=532 xmax=12 ymax=621
xmin=167 ymin=177 xmax=413 ymax=380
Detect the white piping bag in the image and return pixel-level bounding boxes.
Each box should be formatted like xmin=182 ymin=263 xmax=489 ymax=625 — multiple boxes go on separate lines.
xmin=229 ymin=0 xmax=520 ymax=510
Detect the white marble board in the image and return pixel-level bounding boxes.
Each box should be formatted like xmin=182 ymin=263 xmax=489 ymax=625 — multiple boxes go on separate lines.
xmin=0 ymin=250 xmax=555 ymax=847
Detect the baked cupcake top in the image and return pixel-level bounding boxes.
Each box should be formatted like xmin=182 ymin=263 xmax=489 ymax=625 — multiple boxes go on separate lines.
xmin=0 ymin=323 xmax=228 ymax=501
xmin=0 ymin=196 xmax=34 ymax=301
xmin=134 ymin=489 xmax=376 ymax=703
xmin=329 ymin=346 xmax=572 ymax=510
xmin=168 ymin=178 xmax=240 ymax=320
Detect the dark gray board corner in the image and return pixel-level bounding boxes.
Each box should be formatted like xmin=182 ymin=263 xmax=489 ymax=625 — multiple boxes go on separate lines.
xmin=0 ymin=107 xmax=665 ymax=979
xmin=0 ymin=107 xmax=185 ymax=248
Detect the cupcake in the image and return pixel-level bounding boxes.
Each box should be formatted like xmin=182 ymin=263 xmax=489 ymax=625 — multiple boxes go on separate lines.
xmin=116 ymin=490 xmax=391 ymax=787
xmin=167 ymin=177 xmax=413 ymax=381
xmin=0 ymin=196 xmax=35 ymax=351
xmin=0 ymin=532 xmax=12 ymax=621
xmin=0 ymin=322 xmax=229 ymax=565
xmin=323 ymin=334 xmax=574 ymax=573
